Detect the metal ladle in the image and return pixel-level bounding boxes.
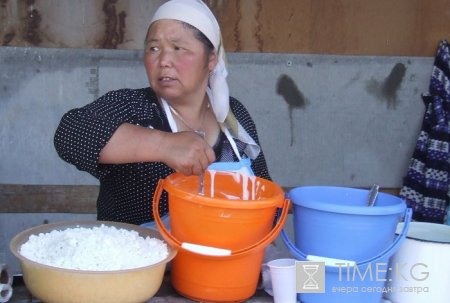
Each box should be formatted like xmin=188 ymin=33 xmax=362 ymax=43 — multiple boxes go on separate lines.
xmin=367 ymin=184 xmax=379 ymax=207
xmin=195 ymin=131 xmax=206 ymax=195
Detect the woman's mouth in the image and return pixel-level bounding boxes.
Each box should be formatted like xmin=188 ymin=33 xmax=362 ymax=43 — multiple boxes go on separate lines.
xmin=159 ymin=76 xmax=175 ymax=82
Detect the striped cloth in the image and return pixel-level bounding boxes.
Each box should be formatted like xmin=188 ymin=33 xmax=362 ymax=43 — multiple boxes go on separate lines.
xmin=399 ymin=40 xmax=450 ymax=223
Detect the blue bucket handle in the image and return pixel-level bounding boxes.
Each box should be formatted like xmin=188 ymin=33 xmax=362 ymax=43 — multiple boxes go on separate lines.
xmin=281 ymin=208 xmax=413 ymax=266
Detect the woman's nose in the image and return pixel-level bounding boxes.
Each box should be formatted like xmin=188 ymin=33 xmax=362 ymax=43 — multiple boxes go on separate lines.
xmin=159 ymin=50 xmax=173 ymax=68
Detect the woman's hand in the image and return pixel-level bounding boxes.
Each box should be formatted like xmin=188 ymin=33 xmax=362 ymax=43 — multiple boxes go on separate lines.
xmin=159 ymin=131 xmax=216 ymax=175
xmin=99 ymin=124 xmax=215 ymax=175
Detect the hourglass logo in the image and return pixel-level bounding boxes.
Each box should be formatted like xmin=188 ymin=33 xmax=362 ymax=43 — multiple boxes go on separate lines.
xmin=296 ymin=261 xmax=325 ymax=293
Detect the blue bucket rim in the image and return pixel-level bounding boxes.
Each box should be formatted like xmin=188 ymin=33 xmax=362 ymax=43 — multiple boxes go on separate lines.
xmin=288 ymin=186 xmax=406 ymax=216
xmin=281 ymin=208 xmax=413 ymax=270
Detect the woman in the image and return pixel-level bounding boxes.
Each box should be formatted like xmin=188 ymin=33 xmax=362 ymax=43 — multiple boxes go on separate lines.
xmin=54 ymin=0 xmax=271 ymax=225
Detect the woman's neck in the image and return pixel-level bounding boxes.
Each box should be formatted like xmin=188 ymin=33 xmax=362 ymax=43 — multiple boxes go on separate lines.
xmin=166 ymin=95 xmax=211 ymax=132
xmin=161 ymin=94 xmax=221 ymax=147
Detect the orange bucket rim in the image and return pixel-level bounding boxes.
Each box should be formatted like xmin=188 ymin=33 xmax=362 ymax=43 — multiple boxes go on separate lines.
xmin=162 ymin=172 xmax=286 ymax=209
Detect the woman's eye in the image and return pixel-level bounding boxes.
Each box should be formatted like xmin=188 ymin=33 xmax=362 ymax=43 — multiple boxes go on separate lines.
xmin=147 ymin=46 xmax=159 ymax=52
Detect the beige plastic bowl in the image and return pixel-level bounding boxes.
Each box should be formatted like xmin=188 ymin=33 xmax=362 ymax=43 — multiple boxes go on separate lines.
xmin=10 ymin=221 xmax=177 ymax=303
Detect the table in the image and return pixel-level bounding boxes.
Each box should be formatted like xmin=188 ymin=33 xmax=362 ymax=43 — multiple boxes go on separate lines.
xmin=8 ymin=274 xmax=274 ymax=303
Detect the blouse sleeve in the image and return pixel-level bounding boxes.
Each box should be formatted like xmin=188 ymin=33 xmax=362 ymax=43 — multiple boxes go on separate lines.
xmin=54 ymin=88 xmax=158 ymax=179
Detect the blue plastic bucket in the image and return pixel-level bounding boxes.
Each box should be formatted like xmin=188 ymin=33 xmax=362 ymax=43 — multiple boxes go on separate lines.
xmin=281 ymin=186 xmax=412 ymax=303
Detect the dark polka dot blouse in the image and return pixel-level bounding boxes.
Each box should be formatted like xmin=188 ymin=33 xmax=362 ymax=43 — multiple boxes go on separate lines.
xmin=54 ymin=87 xmax=272 ymax=225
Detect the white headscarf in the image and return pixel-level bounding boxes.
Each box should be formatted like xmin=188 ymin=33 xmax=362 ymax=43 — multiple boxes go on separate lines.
xmin=150 ymin=0 xmax=260 ymax=160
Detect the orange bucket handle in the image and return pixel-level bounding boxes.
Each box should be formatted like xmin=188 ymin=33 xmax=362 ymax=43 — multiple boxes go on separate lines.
xmin=152 ymin=178 xmax=291 ymax=257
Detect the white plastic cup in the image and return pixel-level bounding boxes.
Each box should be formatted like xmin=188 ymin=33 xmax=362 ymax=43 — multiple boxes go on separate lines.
xmin=268 ymin=258 xmax=297 ymax=303
xmin=0 ymin=283 xmax=12 ymax=303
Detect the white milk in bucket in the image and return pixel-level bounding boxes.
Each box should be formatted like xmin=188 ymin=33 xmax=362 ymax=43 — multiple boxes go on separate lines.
xmin=385 ymin=222 xmax=450 ymax=303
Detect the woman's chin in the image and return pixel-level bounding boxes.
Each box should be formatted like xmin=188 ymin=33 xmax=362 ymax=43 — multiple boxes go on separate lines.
xmin=153 ymin=88 xmax=180 ymax=101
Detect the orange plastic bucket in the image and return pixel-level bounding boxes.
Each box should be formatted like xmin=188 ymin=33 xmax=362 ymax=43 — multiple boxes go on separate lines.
xmin=152 ymin=172 xmax=290 ymax=302
xmin=159 ymin=171 xmax=286 ymax=249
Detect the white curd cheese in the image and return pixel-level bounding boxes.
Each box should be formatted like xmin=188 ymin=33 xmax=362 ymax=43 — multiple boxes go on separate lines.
xmin=19 ymin=224 xmax=168 ymax=271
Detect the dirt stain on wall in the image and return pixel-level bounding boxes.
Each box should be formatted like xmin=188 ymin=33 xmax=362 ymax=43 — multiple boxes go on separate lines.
xmin=228 ymin=0 xmax=263 ymax=52
xmin=102 ymin=0 xmax=127 ymax=49
xmin=366 ymin=62 xmax=407 ymax=108
xmin=23 ymin=0 xmax=42 ymax=45
xmin=276 ymin=74 xmax=307 ymax=146
xmin=0 ymin=0 xmax=6 ymax=42
xmin=1 ymin=0 xmax=42 ymax=46
xmin=3 ymin=31 xmax=15 ymax=46
xmin=382 ymin=63 xmax=407 ymax=106
xmin=232 ymin=0 xmax=242 ymax=51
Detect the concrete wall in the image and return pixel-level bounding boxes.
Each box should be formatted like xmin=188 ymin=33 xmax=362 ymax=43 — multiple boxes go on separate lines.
xmin=1 ymin=46 xmax=432 ymax=188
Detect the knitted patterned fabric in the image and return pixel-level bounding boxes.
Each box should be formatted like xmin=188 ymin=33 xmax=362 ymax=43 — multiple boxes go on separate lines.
xmin=399 ymin=40 xmax=450 ymax=223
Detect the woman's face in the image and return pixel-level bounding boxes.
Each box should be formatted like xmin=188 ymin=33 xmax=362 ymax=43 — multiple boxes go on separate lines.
xmin=144 ymin=20 xmax=217 ymax=103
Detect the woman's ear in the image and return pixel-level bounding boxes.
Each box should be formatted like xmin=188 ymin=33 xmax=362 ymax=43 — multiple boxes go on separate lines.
xmin=208 ymin=51 xmax=219 ymax=72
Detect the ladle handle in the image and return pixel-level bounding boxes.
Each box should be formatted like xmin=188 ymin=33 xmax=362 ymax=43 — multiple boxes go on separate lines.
xmin=367 ymin=184 xmax=379 ymax=207
xmin=196 ymin=131 xmax=206 ymax=195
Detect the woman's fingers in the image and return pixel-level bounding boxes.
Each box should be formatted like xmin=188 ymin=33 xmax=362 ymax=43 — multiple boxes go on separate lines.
xmin=164 ymin=131 xmax=216 ymax=175
xmin=188 ymin=142 xmax=216 ymax=176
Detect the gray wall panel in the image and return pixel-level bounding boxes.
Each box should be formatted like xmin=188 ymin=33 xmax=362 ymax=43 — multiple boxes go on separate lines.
xmin=227 ymin=53 xmax=431 ymax=187
xmin=0 ymin=47 xmax=432 ymax=188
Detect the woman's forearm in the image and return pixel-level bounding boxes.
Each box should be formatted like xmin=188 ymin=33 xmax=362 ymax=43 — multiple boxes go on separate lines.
xmin=99 ymin=123 xmax=215 ymax=175
xmin=99 ymin=123 xmax=166 ymax=164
